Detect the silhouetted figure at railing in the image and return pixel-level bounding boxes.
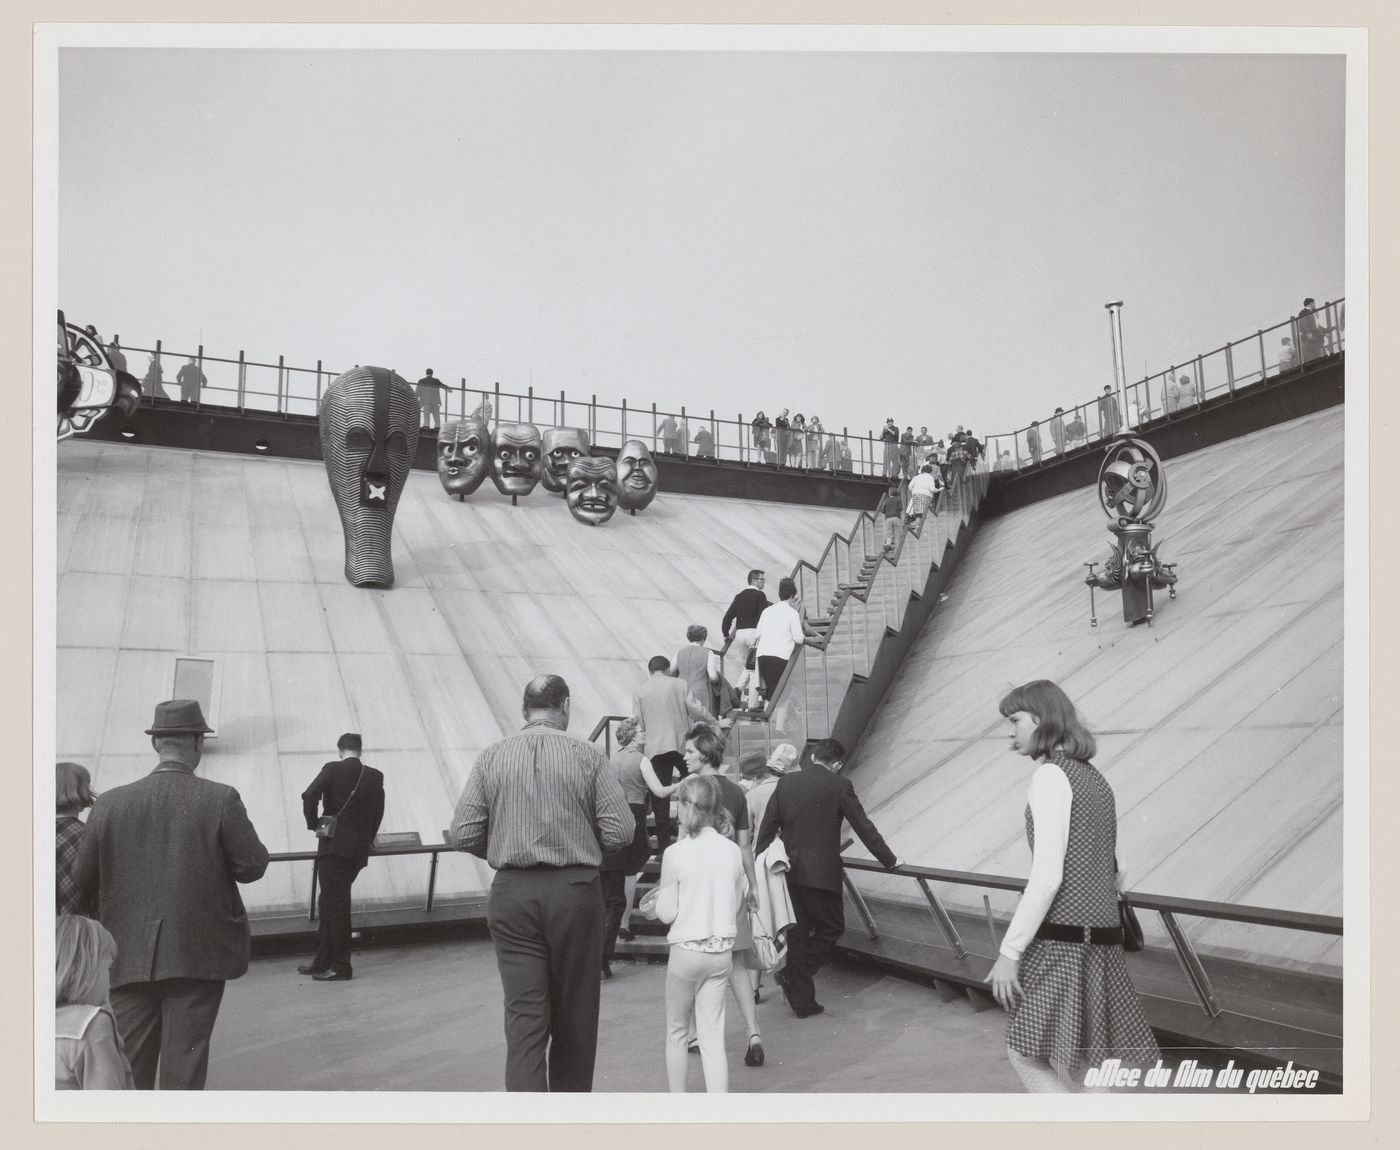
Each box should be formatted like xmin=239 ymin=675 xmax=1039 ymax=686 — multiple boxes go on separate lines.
xmin=143 ymin=354 xmax=169 ymax=402
xmin=176 ymin=357 xmax=206 ymax=404
xmin=988 ymin=681 xmax=1159 ymax=1092
xmin=415 ymin=369 xmax=447 ymax=430
xmin=1097 ymin=385 xmax=1122 ymax=438
xmin=1297 ymin=297 xmax=1328 ymax=364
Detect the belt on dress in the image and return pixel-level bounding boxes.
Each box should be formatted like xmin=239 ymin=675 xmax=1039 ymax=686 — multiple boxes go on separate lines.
xmin=1034 ymin=921 xmax=1124 ymax=945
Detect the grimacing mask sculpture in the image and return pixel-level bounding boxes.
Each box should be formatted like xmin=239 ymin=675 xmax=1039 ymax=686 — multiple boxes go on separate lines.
xmin=319 ymin=366 xmax=421 ymax=587
xmin=616 ymin=438 xmax=659 ymax=511
xmin=541 ymin=427 xmax=591 ymax=494
xmin=566 ymin=457 xmax=620 ymax=525
xmin=437 ymin=417 xmax=491 ymax=499
xmin=491 ymin=422 xmax=544 ymax=497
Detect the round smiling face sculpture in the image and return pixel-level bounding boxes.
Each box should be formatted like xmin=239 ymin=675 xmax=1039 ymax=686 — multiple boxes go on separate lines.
xmin=490 ymin=423 xmax=545 ymax=497
xmin=566 ymin=457 xmax=620 ymax=525
xmin=437 ymin=417 xmax=491 ymax=499
xmin=541 ymin=427 xmax=591 ymax=494
xmin=616 ymin=439 xmax=659 ymax=512
xmin=319 ymin=367 xmax=421 ymax=587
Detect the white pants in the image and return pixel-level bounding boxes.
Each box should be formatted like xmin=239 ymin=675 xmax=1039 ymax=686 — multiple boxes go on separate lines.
xmin=729 ymin=629 xmax=759 ymax=705
xmin=666 ymin=947 xmax=732 ymax=1092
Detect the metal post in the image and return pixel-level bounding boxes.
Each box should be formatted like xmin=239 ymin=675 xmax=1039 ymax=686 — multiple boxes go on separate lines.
xmin=710 ymin=409 xmax=716 ymax=460
xmin=739 ymin=413 xmax=745 ymax=463
xmin=237 ymin=350 xmax=246 ymax=410
xmin=494 ymin=380 xmax=501 ymax=420
xmin=914 ymin=877 xmax=968 ymax=959
xmin=1159 ymin=910 xmax=1222 ymax=1017
xmin=1225 ymin=342 xmax=1235 ymax=395
xmin=621 ymin=398 xmax=627 ymax=446
xmin=316 ymin=359 xmax=323 ymax=403
xmin=1257 ymin=330 xmax=1267 ymax=380
xmin=277 ymin=354 xmax=286 ymax=416
xmin=841 ymin=872 xmax=880 ymax=940
xmin=195 ymin=344 xmax=205 ymax=410
xmin=560 ymin=389 xmax=566 ymax=430
xmin=590 ymin=394 xmax=597 ymax=443
xmin=426 ymin=851 xmax=439 ymax=912
xmin=679 ymin=405 xmax=687 ymax=457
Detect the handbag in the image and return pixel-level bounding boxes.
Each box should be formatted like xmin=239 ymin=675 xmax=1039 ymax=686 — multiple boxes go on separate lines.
xmin=315 ymin=764 xmax=367 ymax=840
xmin=1115 ymin=855 xmax=1144 ymax=952
xmin=749 ymin=910 xmax=781 ymax=972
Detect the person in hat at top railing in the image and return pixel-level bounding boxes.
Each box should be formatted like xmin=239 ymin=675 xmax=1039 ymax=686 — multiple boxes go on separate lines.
xmin=176 ymin=357 xmax=206 ymax=405
xmin=74 ymin=699 xmax=269 ymax=1090
xmin=1096 ymin=385 xmax=1122 ymax=439
xmin=1026 ymin=421 xmax=1043 ymax=466
xmin=1297 ymin=297 xmax=1329 ymax=364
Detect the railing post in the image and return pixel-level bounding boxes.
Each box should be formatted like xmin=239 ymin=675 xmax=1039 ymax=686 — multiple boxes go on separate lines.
xmin=426 ymin=850 xmax=439 ymax=912
xmin=1225 ymin=342 xmax=1235 ymax=395
xmin=1159 ymin=909 xmax=1222 ymax=1018
xmin=560 ymin=388 xmax=567 ymax=430
xmin=738 ymin=413 xmax=745 ymax=463
xmin=316 ymin=359 xmax=323 ymax=404
xmin=1194 ymin=355 xmax=1204 ymax=403
xmin=237 ymin=350 xmax=246 ymax=410
xmin=1325 ymin=300 xmax=1339 ymax=354
xmin=916 ymin=876 xmax=969 ymax=959
xmin=459 ymin=377 xmax=467 ymax=420
xmin=841 ymin=872 xmax=880 ymax=940
xmin=494 ymin=380 xmax=501 ymax=421
xmin=710 ymin=408 xmax=716 ymax=460
xmin=591 ymin=394 xmax=597 ymax=443
xmin=680 ymin=405 xmax=687 ymax=457
xmin=527 ymin=385 xmax=534 ymax=423
xmin=621 ymin=398 xmax=628 ymax=446
xmin=195 ymin=344 xmax=205 ymax=410
xmin=277 ymin=354 xmax=286 ymax=416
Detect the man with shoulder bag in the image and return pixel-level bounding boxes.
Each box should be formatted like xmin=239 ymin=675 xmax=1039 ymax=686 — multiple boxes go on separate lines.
xmin=299 ymin=733 xmax=385 ymax=981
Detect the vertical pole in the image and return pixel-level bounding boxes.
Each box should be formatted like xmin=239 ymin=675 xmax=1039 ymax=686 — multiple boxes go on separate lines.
xmin=459 ymin=377 xmax=466 ymax=420
xmin=621 ymin=398 xmax=628 ymax=447
xmin=739 ymin=413 xmax=745 ymax=464
xmin=277 ymin=354 xmax=286 ymax=416
xmin=710 ymin=408 xmax=716 ymax=460
xmin=196 ymin=344 xmax=205 ymax=410
xmin=237 ymin=350 xmax=246 ymax=410
xmin=652 ymin=402 xmax=658 ymax=452
xmin=590 ymin=394 xmax=597 ymax=442
xmin=1195 ymin=355 xmax=1205 ymax=404
xmin=1225 ymin=342 xmax=1236 ymax=395
xmin=494 ymin=380 xmax=501 ymax=421
xmin=426 ymin=851 xmax=439 ymax=912
xmin=316 ymin=359 xmax=323 ymax=403
xmin=680 ymin=405 xmax=687 ymax=457
xmin=560 ymin=389 xmax=567 ymax=432
xmin=527 ymin=385 xmax=534 ymax=423
xmin=1258 ymin=331 xmax=1267 ymax=381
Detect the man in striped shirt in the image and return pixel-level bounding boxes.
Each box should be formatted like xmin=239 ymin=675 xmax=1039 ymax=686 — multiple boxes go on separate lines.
xmin=449 ymin=674 xmax=634 ymax=1092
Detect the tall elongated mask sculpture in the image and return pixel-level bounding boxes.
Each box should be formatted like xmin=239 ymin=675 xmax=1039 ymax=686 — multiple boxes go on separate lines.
xmin=491 ymin=422 xmax=544 ymax=497
xmin=566 ymin=457 xmax=620 ymax=525
xmin=617 ymin=439 xmax=659 ymax=512
xmin=541 ymin=427 xmax=591 ymax=494
xmin=319 ymin=367 xmax=421 ymax=587
xmin=438 ymin=417 xmax=491 ymax=499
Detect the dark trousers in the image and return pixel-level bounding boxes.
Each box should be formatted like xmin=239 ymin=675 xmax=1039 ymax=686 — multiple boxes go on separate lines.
xmin=111 ymin=977 xmax=226 ymax=1090
xmin=601 ymin=869 xmax=628 ymax=962
xmin=649 ymin=751 xmax=687 ymax=856
xmin=487 ymin=865 xmax=605 ymax=1092
xmin=314 ymin=855 xmax=364 ymax=974
xmin=783 ymin=883 xmax=846 ymax=1013
xmin=758 ymin=655 xmax=789 ymax=701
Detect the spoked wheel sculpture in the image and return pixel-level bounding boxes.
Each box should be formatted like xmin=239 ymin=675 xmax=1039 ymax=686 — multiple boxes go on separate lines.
xmin=1083 ymin=437 xmax=1179 ymax=626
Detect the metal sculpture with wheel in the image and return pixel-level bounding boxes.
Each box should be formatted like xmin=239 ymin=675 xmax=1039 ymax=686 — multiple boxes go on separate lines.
xmin=1084 ymin=437 xmax=1179 ymax=626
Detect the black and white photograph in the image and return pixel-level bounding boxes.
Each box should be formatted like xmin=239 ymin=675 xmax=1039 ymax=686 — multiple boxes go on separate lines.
xmin=34 ymin=19 xmax=1367 ymax=1125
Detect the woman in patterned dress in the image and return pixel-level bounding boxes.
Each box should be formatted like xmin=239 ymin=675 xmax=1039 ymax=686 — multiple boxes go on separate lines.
xmin=987 ymin=680 xmax=1159 ymax=1092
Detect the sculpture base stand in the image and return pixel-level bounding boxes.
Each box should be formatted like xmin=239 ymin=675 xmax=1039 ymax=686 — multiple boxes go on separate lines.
xmin=511 ymin=495 xmax=518 ymax=507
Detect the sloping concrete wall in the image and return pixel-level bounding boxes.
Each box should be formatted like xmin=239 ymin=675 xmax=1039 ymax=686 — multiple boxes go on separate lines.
xmin=55 ymin=440 xmax=858 ymax=914
xmin=843 ymin=407 xmax=1343 ymax=973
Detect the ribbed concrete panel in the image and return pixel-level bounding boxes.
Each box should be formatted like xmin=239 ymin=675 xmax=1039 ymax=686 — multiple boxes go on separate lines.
xmin=844 ymin=407 xmax=1344 ymax=973
xmin=54 ymin=440 xmax=857 ymax=914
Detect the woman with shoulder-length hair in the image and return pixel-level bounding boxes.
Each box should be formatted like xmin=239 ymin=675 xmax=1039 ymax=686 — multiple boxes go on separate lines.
xmin=644 ymin=773 xmax=747 ymax=1092
xmin=56 ymin=762 xmax=97 ymax=916
xmin=987 ymin=680 xmax=1159 ymax=1092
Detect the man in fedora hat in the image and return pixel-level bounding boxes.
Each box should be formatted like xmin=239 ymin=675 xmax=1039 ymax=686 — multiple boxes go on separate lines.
xmin=75 ymin=699 xmax=269 ymax=1090
xmin=298 ymin=732 xmax=385 ymax=981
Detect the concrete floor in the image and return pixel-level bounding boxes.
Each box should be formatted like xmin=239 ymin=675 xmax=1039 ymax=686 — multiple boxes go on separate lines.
xmin=206 ymin=935 xmax=1021 ymax=1093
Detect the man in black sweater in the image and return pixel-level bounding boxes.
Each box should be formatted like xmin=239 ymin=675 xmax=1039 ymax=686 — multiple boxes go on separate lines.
xmin=721 ymin=569 xmax=771 ymax=710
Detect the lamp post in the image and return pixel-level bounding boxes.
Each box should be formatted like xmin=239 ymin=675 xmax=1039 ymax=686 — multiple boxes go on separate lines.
xmin=1104 ymin=300 xmax=1131 ymax=436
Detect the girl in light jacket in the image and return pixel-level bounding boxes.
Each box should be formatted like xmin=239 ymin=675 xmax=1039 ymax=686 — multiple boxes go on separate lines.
xmin=645 ymin=773 xmax=748 ymax=1093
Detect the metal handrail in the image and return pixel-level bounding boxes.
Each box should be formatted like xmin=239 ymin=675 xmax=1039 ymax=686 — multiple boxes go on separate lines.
xmin=257 ymin=839 xmax=1339 ymax=1021
xmin=839 ymin=856 xmax=1340 ymax=1019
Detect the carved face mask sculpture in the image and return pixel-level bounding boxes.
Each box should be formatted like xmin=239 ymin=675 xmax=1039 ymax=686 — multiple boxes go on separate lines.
xmin=437 ymin=417 xmax=491 ymax=498
xmin=319 ymin=367 xmax=421 ymax=587
xmin=541 ymin=427 xmax=591 ymax=494
xmin=566 ymin=457 xmax=620 ymax=525
xmin=490 ymin=423 xmax=544 ymax=496
xmin=616 ymin=439 xmax=659 ymax=511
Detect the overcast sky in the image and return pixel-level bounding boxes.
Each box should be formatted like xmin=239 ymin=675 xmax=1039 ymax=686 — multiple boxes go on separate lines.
xmin=56 ymin=46 xmax=1344 ymax=438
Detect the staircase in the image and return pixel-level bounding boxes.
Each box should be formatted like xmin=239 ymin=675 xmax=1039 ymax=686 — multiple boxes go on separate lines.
xmin=719 ymin=467 xmax=991 ymax=765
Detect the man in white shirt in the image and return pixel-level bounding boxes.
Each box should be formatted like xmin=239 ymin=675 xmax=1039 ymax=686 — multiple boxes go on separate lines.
xmin=905 ymin=464 xmax=942 ymax=524
xmin=753 ymin=576 xmax=819 ymax=705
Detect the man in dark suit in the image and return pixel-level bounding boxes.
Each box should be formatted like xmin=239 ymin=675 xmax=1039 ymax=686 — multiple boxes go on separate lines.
xmin=75 ymin=699 xmax=269 ymax=1089
xmin=299 ymin=732 xmax=386 ymax=981
xmin=754 ymin=737 xmax=902 ymax=1018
